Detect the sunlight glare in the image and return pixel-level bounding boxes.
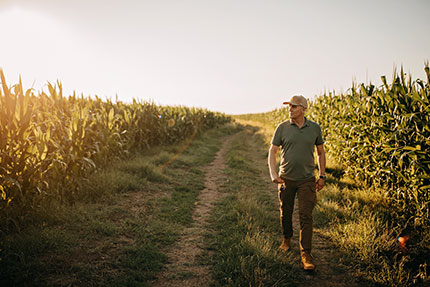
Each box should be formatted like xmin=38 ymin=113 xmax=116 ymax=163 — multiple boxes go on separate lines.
xmin=0 ymin=6 xmax=77 ymax=91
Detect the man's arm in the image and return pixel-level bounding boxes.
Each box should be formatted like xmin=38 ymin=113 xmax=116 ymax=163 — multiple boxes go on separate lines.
xmin=315 ymin=144 xmax=326 ymax=191
xmin=268 ymin=144 xmax=284 ymax=184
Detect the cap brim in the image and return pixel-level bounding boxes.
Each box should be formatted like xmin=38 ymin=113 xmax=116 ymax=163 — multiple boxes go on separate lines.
xmin=283 ymin=102 xmax=306 ymax=107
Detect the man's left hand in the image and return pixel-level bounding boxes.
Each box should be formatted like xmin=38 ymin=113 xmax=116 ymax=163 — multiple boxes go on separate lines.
xmin=315 ymin=178 xmax=325 ymax=191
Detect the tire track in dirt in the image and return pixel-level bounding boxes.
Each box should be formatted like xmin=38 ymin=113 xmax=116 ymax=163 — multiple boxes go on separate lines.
xmin=152 ymin=133 xmax=237 ymax=287
xmin=247 ymin=125 xmax=362 ymax=287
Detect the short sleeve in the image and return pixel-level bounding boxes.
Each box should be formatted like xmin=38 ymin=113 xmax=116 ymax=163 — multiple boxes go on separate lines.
xmin=315 ymin=124 xmax=324 ymax=145
xmin=271 ymin=124 xmax=282 ymax=146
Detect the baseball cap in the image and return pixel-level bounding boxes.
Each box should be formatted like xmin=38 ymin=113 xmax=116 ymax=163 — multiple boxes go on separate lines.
xmin=283 ymin=95 xmax=307 ymax=108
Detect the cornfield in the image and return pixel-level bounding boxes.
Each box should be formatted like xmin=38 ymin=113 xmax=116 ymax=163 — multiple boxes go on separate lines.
xmin=0 ymin=70 xmax=230 ymax=221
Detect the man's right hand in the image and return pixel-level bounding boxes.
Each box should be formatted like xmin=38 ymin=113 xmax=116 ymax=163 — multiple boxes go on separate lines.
xmin=268 ymin=145 xmax=284 ymax=184
xmin=272 ymin=177 xmax=285 ymax=184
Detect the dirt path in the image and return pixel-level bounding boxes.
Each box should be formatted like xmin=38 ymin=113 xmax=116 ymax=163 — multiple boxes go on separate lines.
xmin=152 ymin=133 xmax=236 ymax=287
xmin=152 ymin=126 xmax=361 ymax=286
xmin=248 ymin=127 xmax=361 ymax=287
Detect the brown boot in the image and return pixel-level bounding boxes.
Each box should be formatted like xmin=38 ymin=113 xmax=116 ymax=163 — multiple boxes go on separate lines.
xmin=279 ymin=237 xmax=291 ymax=252
xmin=301 ymin=252 xmax=315 ymax=270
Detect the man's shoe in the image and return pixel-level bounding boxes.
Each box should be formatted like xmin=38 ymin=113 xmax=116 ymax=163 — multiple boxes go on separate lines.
xmin=301 ymin=252 xmax=315 ymax=270
xmin=279 ymin=237 xmax=291 ymax=252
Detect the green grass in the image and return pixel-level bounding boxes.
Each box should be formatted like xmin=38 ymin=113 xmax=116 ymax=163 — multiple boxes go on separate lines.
xmin=0 ymin=123 xmax=240 ymax=286
xmin=3 ymin=120 xmax=427 ymax=286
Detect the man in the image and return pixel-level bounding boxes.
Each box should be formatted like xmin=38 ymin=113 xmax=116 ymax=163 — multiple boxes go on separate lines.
xmin=268 ymin=95 xmax=326 ymax=271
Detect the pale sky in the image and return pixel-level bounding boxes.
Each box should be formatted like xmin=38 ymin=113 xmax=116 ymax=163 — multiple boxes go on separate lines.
xmin=0 ymin=0 xmax=429 ymax=114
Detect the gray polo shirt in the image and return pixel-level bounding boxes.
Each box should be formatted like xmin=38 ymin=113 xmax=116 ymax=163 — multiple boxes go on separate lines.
xmin=271 ymin=118 xmax=324 ymax=181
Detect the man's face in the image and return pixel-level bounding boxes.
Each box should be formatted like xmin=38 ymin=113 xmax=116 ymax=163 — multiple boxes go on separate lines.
xmin=288 ymin=104 xmax=305 ymax=120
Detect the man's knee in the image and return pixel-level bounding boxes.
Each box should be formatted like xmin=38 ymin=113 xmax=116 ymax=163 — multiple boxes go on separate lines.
xmin=299 ymin=211 xmax=313 ymax=225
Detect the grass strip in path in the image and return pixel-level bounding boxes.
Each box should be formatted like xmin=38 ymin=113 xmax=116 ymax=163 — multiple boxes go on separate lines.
xmin=152 ymin=129 xmax=238 ymax=286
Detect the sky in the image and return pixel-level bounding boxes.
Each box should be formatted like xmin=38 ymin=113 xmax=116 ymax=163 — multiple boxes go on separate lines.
xmin=0 ymin=0 xmax=429 ymax=114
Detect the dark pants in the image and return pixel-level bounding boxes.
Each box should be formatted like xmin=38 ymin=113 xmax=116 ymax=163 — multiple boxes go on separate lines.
xmin=278 ymin=177 xmax=316 ymax=253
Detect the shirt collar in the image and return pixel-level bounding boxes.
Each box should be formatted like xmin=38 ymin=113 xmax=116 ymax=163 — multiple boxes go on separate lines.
xmin=290 ymin=117 xmax=309 ymax=128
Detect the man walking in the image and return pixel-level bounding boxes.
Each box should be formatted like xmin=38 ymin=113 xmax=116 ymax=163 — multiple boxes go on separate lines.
xmin=268 ymin=95 xmax=326 ymax=271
